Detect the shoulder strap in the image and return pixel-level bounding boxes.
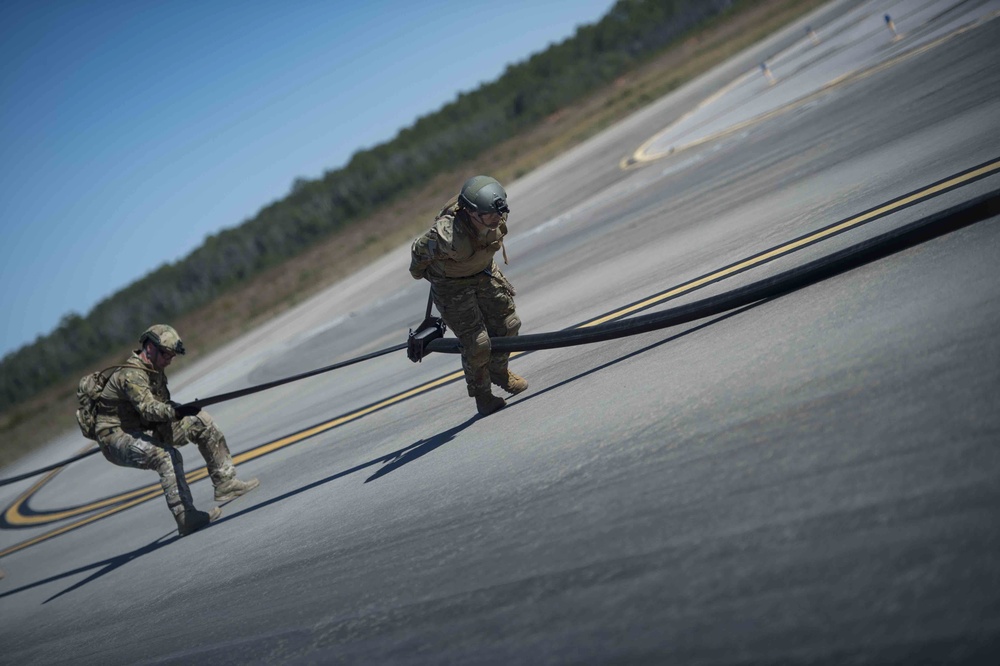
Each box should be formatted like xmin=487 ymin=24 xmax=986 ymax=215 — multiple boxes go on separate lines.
xmin=100 ymin=361 xmax=156 ymax=376
xmin=98 ymin=364 xmax=148 ymax=380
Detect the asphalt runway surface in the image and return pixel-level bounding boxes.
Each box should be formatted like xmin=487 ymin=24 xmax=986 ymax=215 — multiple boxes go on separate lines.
xmin=2 ymin=1 xmax=999 ymax=663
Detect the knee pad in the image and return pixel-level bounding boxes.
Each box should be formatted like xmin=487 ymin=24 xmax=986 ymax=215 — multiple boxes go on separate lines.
xmin=467 ymin=330 xmax=491 ymax=364
xmin=503 ymin=313 xmax=521 ymax=337
xmin=181 ymin=411 xmax=215 ymax=440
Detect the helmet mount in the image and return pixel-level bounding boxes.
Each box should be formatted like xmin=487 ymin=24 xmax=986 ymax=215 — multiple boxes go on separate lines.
xmin=139 ymin=324 xmax=186 ymax=356
xmin=457 ymin=176 xmax=509 ymax=216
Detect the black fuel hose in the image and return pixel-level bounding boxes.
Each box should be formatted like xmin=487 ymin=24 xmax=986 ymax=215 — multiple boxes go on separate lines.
xmin=426 ymin=188 xmax=999 ymax=354
xmin=185 ymin=342 xmax=407 ymax=410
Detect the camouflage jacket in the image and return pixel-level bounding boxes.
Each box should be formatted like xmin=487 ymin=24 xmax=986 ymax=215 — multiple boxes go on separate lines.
xmin=410 ymin=211 xmax=507 ymax=281
xmin=95 ymin=352 xmax=176 ymax=436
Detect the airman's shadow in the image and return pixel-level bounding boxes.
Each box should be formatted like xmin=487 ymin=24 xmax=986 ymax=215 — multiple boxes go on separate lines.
xmin=216 ymin=415 xmax=479 ymax=525
xmin=364 ymin=416 xmax=480 ymax=482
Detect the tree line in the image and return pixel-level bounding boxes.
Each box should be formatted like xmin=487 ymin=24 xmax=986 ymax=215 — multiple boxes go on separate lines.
xmin=0 ymin=0 xmax=736 ymax=411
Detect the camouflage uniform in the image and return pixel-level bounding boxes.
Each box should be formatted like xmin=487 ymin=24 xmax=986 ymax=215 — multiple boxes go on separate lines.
xmin=94 ymin=352 xmax=237 ymax=517
xmin=410 ymin=209 xmax=521 ymax=396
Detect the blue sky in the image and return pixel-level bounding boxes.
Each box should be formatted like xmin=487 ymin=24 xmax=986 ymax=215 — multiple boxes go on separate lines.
xmin=0 ymin=0 xmax=613 ymax=358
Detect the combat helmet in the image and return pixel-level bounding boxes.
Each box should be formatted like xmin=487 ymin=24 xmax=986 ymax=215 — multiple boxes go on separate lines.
xmin=139 ymin=324 xmax=186 ymax=355
xmin=457 ymin=176 xmax=509 ymax=216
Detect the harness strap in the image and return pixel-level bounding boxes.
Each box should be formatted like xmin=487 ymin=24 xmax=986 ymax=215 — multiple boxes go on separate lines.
xmin=94 ymin=363 xmax=155 ymax=410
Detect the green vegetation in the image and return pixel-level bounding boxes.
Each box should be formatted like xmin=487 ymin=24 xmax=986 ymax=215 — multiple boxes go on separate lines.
xmin=0 ymin=0 xmax=829 ymax=466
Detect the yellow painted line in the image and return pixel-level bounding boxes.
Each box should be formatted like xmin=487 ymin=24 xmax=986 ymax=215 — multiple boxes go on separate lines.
xmin=0 ymin=491 xmax=164 ymax=559
xmin=3 ymin=466 xmax=209 ymax=527
xmin=586 ymin=159 xmax=1000 ymax=327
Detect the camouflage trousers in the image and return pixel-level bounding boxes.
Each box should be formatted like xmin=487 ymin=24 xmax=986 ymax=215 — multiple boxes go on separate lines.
xmin=97 ymin=411 xmax=236 ymax=516
xmin=431 ymin=271 xmax=521 ymax=396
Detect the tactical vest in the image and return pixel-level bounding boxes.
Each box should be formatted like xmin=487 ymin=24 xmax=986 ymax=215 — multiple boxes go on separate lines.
xmin=94 ymin=353 xmax=170 ymax=435
xmin=426 ymin=212 xmax=507 ymax=279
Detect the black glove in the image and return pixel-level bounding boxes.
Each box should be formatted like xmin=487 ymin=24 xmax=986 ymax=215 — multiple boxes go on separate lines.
xmin=172 ymin=402 xmax=201 ymax=419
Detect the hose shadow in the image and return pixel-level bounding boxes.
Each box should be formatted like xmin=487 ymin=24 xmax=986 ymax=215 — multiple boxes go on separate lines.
xmin=0 ymin=532 xmax=177 ymax=604
xmin=509 ymin=301 xmax=767 ymax=408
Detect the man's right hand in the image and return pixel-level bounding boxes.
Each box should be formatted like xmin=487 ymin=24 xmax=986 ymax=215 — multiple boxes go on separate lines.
xmin=172 ymin=402 xmax=201 ymax=419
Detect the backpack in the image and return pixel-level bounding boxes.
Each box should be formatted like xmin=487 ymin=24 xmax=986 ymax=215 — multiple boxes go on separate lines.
xmin=75 ymin=365 xmax=139 ymax=440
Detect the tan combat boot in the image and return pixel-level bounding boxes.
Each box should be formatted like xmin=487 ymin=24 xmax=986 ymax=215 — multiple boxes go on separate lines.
xmin=493 ymin=371 xmax=528 ymax=395
xmin=175 ymin=506 xmax=222 ymax=537
xmin=475 ymin=392 xmax=506 ymax=416
xmin=214 ymin=477 xmax=260 ymax=503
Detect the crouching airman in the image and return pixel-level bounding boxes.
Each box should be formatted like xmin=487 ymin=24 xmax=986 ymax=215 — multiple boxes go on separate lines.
xmin=95 ymin=325 xmax=259 ymax=536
